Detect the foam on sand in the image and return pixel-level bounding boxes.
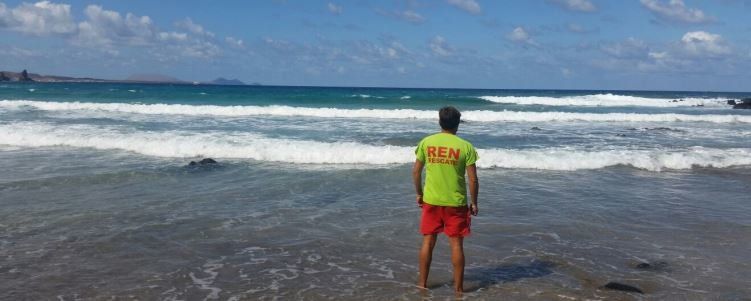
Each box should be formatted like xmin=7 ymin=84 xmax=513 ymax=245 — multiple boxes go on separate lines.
xmin=480 ymin=94 xmax=727 ymax=107
xmin=2 ymin=100 xmax=751 ymax=124
xmin=1 ymin=122 xmax=749 ymax=171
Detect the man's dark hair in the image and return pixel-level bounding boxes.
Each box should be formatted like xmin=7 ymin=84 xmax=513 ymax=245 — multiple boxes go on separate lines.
xmin=439 ymin=106 xmax=461 ymax=130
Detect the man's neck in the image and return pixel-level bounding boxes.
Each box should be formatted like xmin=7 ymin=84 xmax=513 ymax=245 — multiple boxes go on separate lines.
xmin=441 ymin=129 xmax=457 ymax=135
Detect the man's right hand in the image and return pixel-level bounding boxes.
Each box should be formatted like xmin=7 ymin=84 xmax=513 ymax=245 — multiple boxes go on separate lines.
xmin=416 ymin=195 xmax=424 ymax=207
xmin=470 ymin=203 xmax=478 ymax=216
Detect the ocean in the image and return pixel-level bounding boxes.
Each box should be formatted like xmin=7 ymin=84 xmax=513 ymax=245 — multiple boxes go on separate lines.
xmin=1 ymin=83 xmax=750 ymax=300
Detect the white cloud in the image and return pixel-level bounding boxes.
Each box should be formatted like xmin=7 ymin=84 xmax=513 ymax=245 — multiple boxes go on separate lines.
xmin=225 ymin=36 xmax=245 ymax=49
xmin=327 ymin=3 xmax=342 ymax=15
xmin=157 ymin=31 xmax=188 ymax=42
xmin=175 ymin=40 xmax=220 ymax=59
xmin=0 ymin=45 xmax=45 ymax=57
xmin=397 ymin=10 xmax=425 ymax=24
xmin=71 ymin=5 xmax=220 ymax=59
xmin=75 ymin=5 xmax=158 ymax=47
xmin=601 ymin=37 xmax=649 ymax=59
xmin=597 ymin=31 xmax=736 ymax=74
xmin=640 ymin=0 xmax=713 ymax=24
xmin=377 ymin=9 xmax=426 ymax=24
xmin=508 ymin=27 xmax=538 ymax=46
xmin=508 ymin=27 xmax=529 ymax=42
xmin=0 ymin=1 xmax=76 ymax=35
xmin=681 ymin=31 xmax=730 ymax=56
xmin=446 ymin=0 xmax=481 ymax=14
xmin=429 ymin=36 xmax=453 ymax=56
xmin=547 ymin=0 xmax=597 ymax=12
xmin=176 ymin=18 xmax=214 ymax=37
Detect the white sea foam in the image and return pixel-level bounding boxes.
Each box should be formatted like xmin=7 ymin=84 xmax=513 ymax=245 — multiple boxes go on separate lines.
xmin=350 ymin=94 xmax=384 ymax=99
xmin=2 ymin=100 xmax=751 ymax=124
xmin=1 ymin=122 xmax=749 ymax=171
xmin=480 ymin=94 xmax=728 ymax=107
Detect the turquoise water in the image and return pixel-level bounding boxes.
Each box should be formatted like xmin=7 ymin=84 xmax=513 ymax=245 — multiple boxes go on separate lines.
xmin=1 ymin=83 xmax=750 ymax=299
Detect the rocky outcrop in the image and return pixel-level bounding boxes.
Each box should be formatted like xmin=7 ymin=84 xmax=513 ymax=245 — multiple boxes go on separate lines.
xmin=19 ymin=69 xmax=33 ymax=82
xmin=0 ymin=72 xmax=9 ymax=81
xmin=601 ymin=282 xmax=644 ymax=294
xmin=733 ymin=98 xmax=751 ymax=109
xmin=188 ymin=158 xmax=218 ymax=166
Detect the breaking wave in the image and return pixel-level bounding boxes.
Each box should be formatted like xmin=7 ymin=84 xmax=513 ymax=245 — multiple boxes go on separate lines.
xmin=480 ymin=94 xmax=728 ymax=107
xmin=1 ymin=122 xmax=749 ymax=171
xmin=2 ymin=100 xmax=750 ymax=124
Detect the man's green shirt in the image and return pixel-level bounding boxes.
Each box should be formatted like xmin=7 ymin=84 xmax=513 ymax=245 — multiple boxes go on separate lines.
xmin=415 ymin=133 xmax=479 ymax=207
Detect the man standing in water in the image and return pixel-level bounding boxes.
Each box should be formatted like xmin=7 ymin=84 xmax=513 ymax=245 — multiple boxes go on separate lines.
xmin=412 ymin=106 xmax=479 ymax=293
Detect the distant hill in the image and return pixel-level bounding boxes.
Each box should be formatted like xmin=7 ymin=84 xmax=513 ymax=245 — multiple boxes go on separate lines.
xmin=0 ymin=70 xmax=107 ymax=83
xmin=206 ymin=77 xmax=246 ymax=85
xmin=0 ymin=69 xmax=258 ymax=86
xmin=125 ymin=73 xmax=186 ymax=83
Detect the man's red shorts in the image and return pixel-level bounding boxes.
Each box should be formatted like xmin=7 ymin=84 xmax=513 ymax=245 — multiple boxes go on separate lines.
xmin=420 ymin=203 xmax=471 ymax=237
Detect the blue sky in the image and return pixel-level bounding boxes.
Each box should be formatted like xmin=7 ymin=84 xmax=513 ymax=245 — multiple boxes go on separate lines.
xmin=1 ymin=0 xmax=749 ymax=91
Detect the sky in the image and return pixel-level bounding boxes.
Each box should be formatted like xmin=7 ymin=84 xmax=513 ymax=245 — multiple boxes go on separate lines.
xmin=0 ymin=0 xmax=750 ymax=91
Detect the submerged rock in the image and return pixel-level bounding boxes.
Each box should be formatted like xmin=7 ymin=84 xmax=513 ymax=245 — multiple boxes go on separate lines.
xmin=602 ymin=282 xmax=644 ymax=294
xmin=635 ymin=261 xmax=669 ymax=271
xmin=727 ymin=99 xmax=737 ymax=105
xmin=644 ymin=127 xmax=685 ymax=133
xmin=733 ymin=98 xmax=751 ymax=109
xmin=188 ymin=158 xmax=218 ymax=166
xmin=530 ymin=127 xmax=542 ymax=131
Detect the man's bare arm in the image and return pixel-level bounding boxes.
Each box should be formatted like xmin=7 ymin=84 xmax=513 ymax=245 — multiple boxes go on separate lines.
xmin=412 ymin=159 xmax=425 ymax=207
xmin=467 ymin=164 xmax=479 ymax=215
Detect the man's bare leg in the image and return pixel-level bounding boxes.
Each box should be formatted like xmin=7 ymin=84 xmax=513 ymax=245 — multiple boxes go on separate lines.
xmin=448 ymin=236 xmax=465 ymax=293
xmin=418 ymin=234 xmax=437 ymax=288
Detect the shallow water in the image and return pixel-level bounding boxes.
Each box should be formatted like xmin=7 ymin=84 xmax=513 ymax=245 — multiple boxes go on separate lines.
xmin=1 ymin=147 xmax=750 ymax=300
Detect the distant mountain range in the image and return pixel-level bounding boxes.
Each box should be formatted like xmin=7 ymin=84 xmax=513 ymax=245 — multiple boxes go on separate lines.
xmin=0 ymin=70 xmax=256 ymax=86
xmin=209 ymin=77 xmax=246 ymax=85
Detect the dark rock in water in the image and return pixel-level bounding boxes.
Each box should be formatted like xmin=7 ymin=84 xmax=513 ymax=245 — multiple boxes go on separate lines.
xmin=727 ymin=99 xmax=737 ymax=105
xmin=188 ymin=158 xmax=218 ymax=166
xmin=200 ymin=158 xmax=217 ymax=164
xmin=635 ymin=262 xmax=651 ymax=269
xmin=616 ymin=133 xmax=627 ymax=137
xmin=530 ymin=127 xmax=542 ymax=131
xmin=645 ymin=127 xmax=685 ymax=133
xmin=627 ymin=128 xmax=638 ymax=131
xmin=734 ymin=98 xmax=751 ymax=109
xmin=602 ymin=282 xmax=644 ymax=294
xmin=635 ymin=260 xmax=669 ymax=271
